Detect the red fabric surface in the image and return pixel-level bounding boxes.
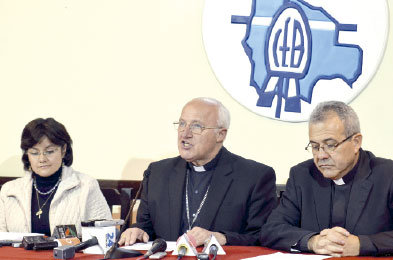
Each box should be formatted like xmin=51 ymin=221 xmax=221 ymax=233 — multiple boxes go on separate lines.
xmin=1 ymin=246 xmax=393 ymax=259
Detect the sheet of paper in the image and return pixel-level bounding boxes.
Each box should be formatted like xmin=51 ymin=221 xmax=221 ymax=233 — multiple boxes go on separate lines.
xmin=0 ymin=232 xmax=43 ymax=242
xmin=241 ymin=252 xmax=331 ymax=260
xmin=122 ymin=241 xmax=177 ymax=252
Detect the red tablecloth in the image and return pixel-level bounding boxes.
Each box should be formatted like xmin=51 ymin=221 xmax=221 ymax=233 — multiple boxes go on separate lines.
xmin=1 ymin=246 xmax=393 ymax=259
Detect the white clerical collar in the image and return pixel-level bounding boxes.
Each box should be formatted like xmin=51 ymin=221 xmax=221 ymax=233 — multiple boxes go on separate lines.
xmin=193 ymin=165 xmax=206 ymax=172
xmin=333 ymin=178 xmax=345 ymax=185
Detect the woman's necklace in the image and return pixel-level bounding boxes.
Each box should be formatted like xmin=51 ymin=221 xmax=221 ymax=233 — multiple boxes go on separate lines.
xmin=33 ymin=177 xmax=61 ymax=195
xmin=35 ymin=190 xmax=55 ymax=219
xmin=33 ymin=176 xmax=61 ymax=219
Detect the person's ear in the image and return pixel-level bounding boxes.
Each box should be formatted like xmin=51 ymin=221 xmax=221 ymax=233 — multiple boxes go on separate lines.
xmin=216 ymin=129 xmax=227 ymax=143
xmin=61 ymin=144 xmax=67 ymax=158
xmin=352 ymin=133 xmax=362 ymax=153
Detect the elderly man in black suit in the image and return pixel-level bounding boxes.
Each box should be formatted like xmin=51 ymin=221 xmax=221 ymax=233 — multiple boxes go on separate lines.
xmin=261 ymin=101 xmax=393 ymax=257
xmin=119 ymin=97 xmax=277 ymax=246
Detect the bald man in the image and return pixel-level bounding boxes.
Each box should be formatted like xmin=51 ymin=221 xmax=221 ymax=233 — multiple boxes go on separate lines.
xmin=120 ymin=97 xmax=277 ymax=246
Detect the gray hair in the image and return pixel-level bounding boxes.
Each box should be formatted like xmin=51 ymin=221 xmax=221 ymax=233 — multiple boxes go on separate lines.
xmin=193 ymin=97 xmax=231 ymax=129
xmin=309 ymin=101 xmax=360 ymax=136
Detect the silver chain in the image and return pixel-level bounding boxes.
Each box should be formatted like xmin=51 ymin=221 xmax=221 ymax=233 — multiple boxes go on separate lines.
xmin=185 ymin=170 xmax=210 ymax=231
xmin=33 ymin=177 xmax=62 ymax=196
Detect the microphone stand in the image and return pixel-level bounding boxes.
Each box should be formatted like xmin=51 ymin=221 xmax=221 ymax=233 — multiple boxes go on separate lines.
xmin=104 ymin=177 xmax=146 ymax=259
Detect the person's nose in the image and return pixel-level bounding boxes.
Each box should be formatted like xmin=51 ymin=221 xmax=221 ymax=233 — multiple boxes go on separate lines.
xmin=181 ymin=125 xmax=193 ymax=138
xmin=315 ymin=147 xmax=330 ymax=160
xmin=38 ymin=152 xmax=48 ymax=162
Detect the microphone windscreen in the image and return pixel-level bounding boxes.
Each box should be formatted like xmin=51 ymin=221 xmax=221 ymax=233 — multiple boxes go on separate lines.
xmin=153 ymin=238 xmax=167 ymax=252
xmin=177 ymin=245 xmax=188 ymax=256
xmin=144 ymin=238 xmax=167 ymax=258
xmin=209 ymin=244 xmax=218 ymax=255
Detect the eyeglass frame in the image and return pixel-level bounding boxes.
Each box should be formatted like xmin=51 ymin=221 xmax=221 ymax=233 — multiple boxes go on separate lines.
xmin=304 ymin=133 xmax=358 ymax=154
xmin=173 ymin=121 xmax=223 ymax=135
xmin=26 ymin=147 xmax=61 ymax=158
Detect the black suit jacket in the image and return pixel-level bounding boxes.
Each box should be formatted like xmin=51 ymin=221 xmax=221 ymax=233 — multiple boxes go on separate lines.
xmin=133 ymin=147 xmax=277 ymax=246
xmin=260 ymin=149 xmax=393 ymax=255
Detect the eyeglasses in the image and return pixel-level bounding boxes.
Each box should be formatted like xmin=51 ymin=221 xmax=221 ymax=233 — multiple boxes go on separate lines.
xmin=27 ymin=147 xmax=60 ymax=158
xmin=173 ymin=121 xmax=222 ymax=135
xmin=305 ymin=133 xmax=357 ymax=154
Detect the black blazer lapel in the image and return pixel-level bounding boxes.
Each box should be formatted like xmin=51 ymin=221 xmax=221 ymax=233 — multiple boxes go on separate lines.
xmin=346 ymin=152 xmax=373 ymax=232
xmin=312 ymin=166 xmax=332 ymax=231
xmin=198 ymin=149 xmax=233 ymax=230
xmin=168 ymin=158 xmax=187 ymax=239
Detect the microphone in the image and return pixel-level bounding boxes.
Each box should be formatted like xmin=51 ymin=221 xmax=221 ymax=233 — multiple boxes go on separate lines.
xmin=209 ymin=244 xmax=218 ymax=260
xmin=53 ymin=236 xmax=98 ymax=259
xmin=143 ymin=239 xmax=167 ymax=258
xmin=74 ymin=236 xmax=98 ymax=251
xmin=176 ymin=244 xmax=188 ymax=260
xmin=174 ymin=233 xmax=197 ymax=258
xmin=201 ymin=235 xmax=225 ymax=257
xmin=104 ymin=170 xmax=151 ymax=259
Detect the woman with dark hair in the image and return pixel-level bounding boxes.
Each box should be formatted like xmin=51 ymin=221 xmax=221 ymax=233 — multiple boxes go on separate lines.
xmin=0 ymin=118 xmax=111 ymax=236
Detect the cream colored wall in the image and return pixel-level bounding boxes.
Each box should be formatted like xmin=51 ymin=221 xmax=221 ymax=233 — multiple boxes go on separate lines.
xmin=0 ymin=0 xmax=391 ymax=184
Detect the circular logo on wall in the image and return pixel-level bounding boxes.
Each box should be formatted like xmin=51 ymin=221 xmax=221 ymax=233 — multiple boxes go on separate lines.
xmin=203 ymin=0 xmax=389 ymax=122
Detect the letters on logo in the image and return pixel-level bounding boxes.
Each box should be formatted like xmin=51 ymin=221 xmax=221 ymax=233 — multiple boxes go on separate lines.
xmin=232 ymin=0 xmax=362 ymax=118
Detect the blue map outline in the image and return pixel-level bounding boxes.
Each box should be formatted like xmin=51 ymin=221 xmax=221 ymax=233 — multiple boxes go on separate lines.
xmin=231 ymin=0 xmax=363 ymax=117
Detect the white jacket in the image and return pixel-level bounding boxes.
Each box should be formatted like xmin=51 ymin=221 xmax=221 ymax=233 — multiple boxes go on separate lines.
xmin=0 ymin=166 xmax=112 ymax=236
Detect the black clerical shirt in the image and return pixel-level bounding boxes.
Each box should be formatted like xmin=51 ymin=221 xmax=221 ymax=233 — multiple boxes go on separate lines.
xmin=330 ymin=154 xmax=359 ymax=228
xmin=180 ymin=148 xmax=222 ymax=234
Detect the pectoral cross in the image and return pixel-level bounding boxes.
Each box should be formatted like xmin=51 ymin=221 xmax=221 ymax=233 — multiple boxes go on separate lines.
xmin=36 ymin=209 xmax=42 ymax=219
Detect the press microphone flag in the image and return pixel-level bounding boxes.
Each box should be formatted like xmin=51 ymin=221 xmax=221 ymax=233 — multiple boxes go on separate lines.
xmin=172 ymin=233 xmax=198 ymax=256
xmin=202 ymin=234 xmax=226 ymax=255
xmin=53 ymin=224 xmax=80 ymax=246
xmin=81 ymin=225 xmax=116 ymax=254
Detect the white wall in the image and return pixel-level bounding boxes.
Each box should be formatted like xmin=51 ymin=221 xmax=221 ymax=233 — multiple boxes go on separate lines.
xmin=0 ymin=0 xmax=391 ymax=184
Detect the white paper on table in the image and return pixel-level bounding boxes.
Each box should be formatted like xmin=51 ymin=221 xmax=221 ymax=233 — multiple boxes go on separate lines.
xmin=0 ymin=232 xmax=43 ymax=242
xmin=241 ymin=252 xmax=332 ymax=260
xmin=122 ymin=241 xmax=177 ymax=252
